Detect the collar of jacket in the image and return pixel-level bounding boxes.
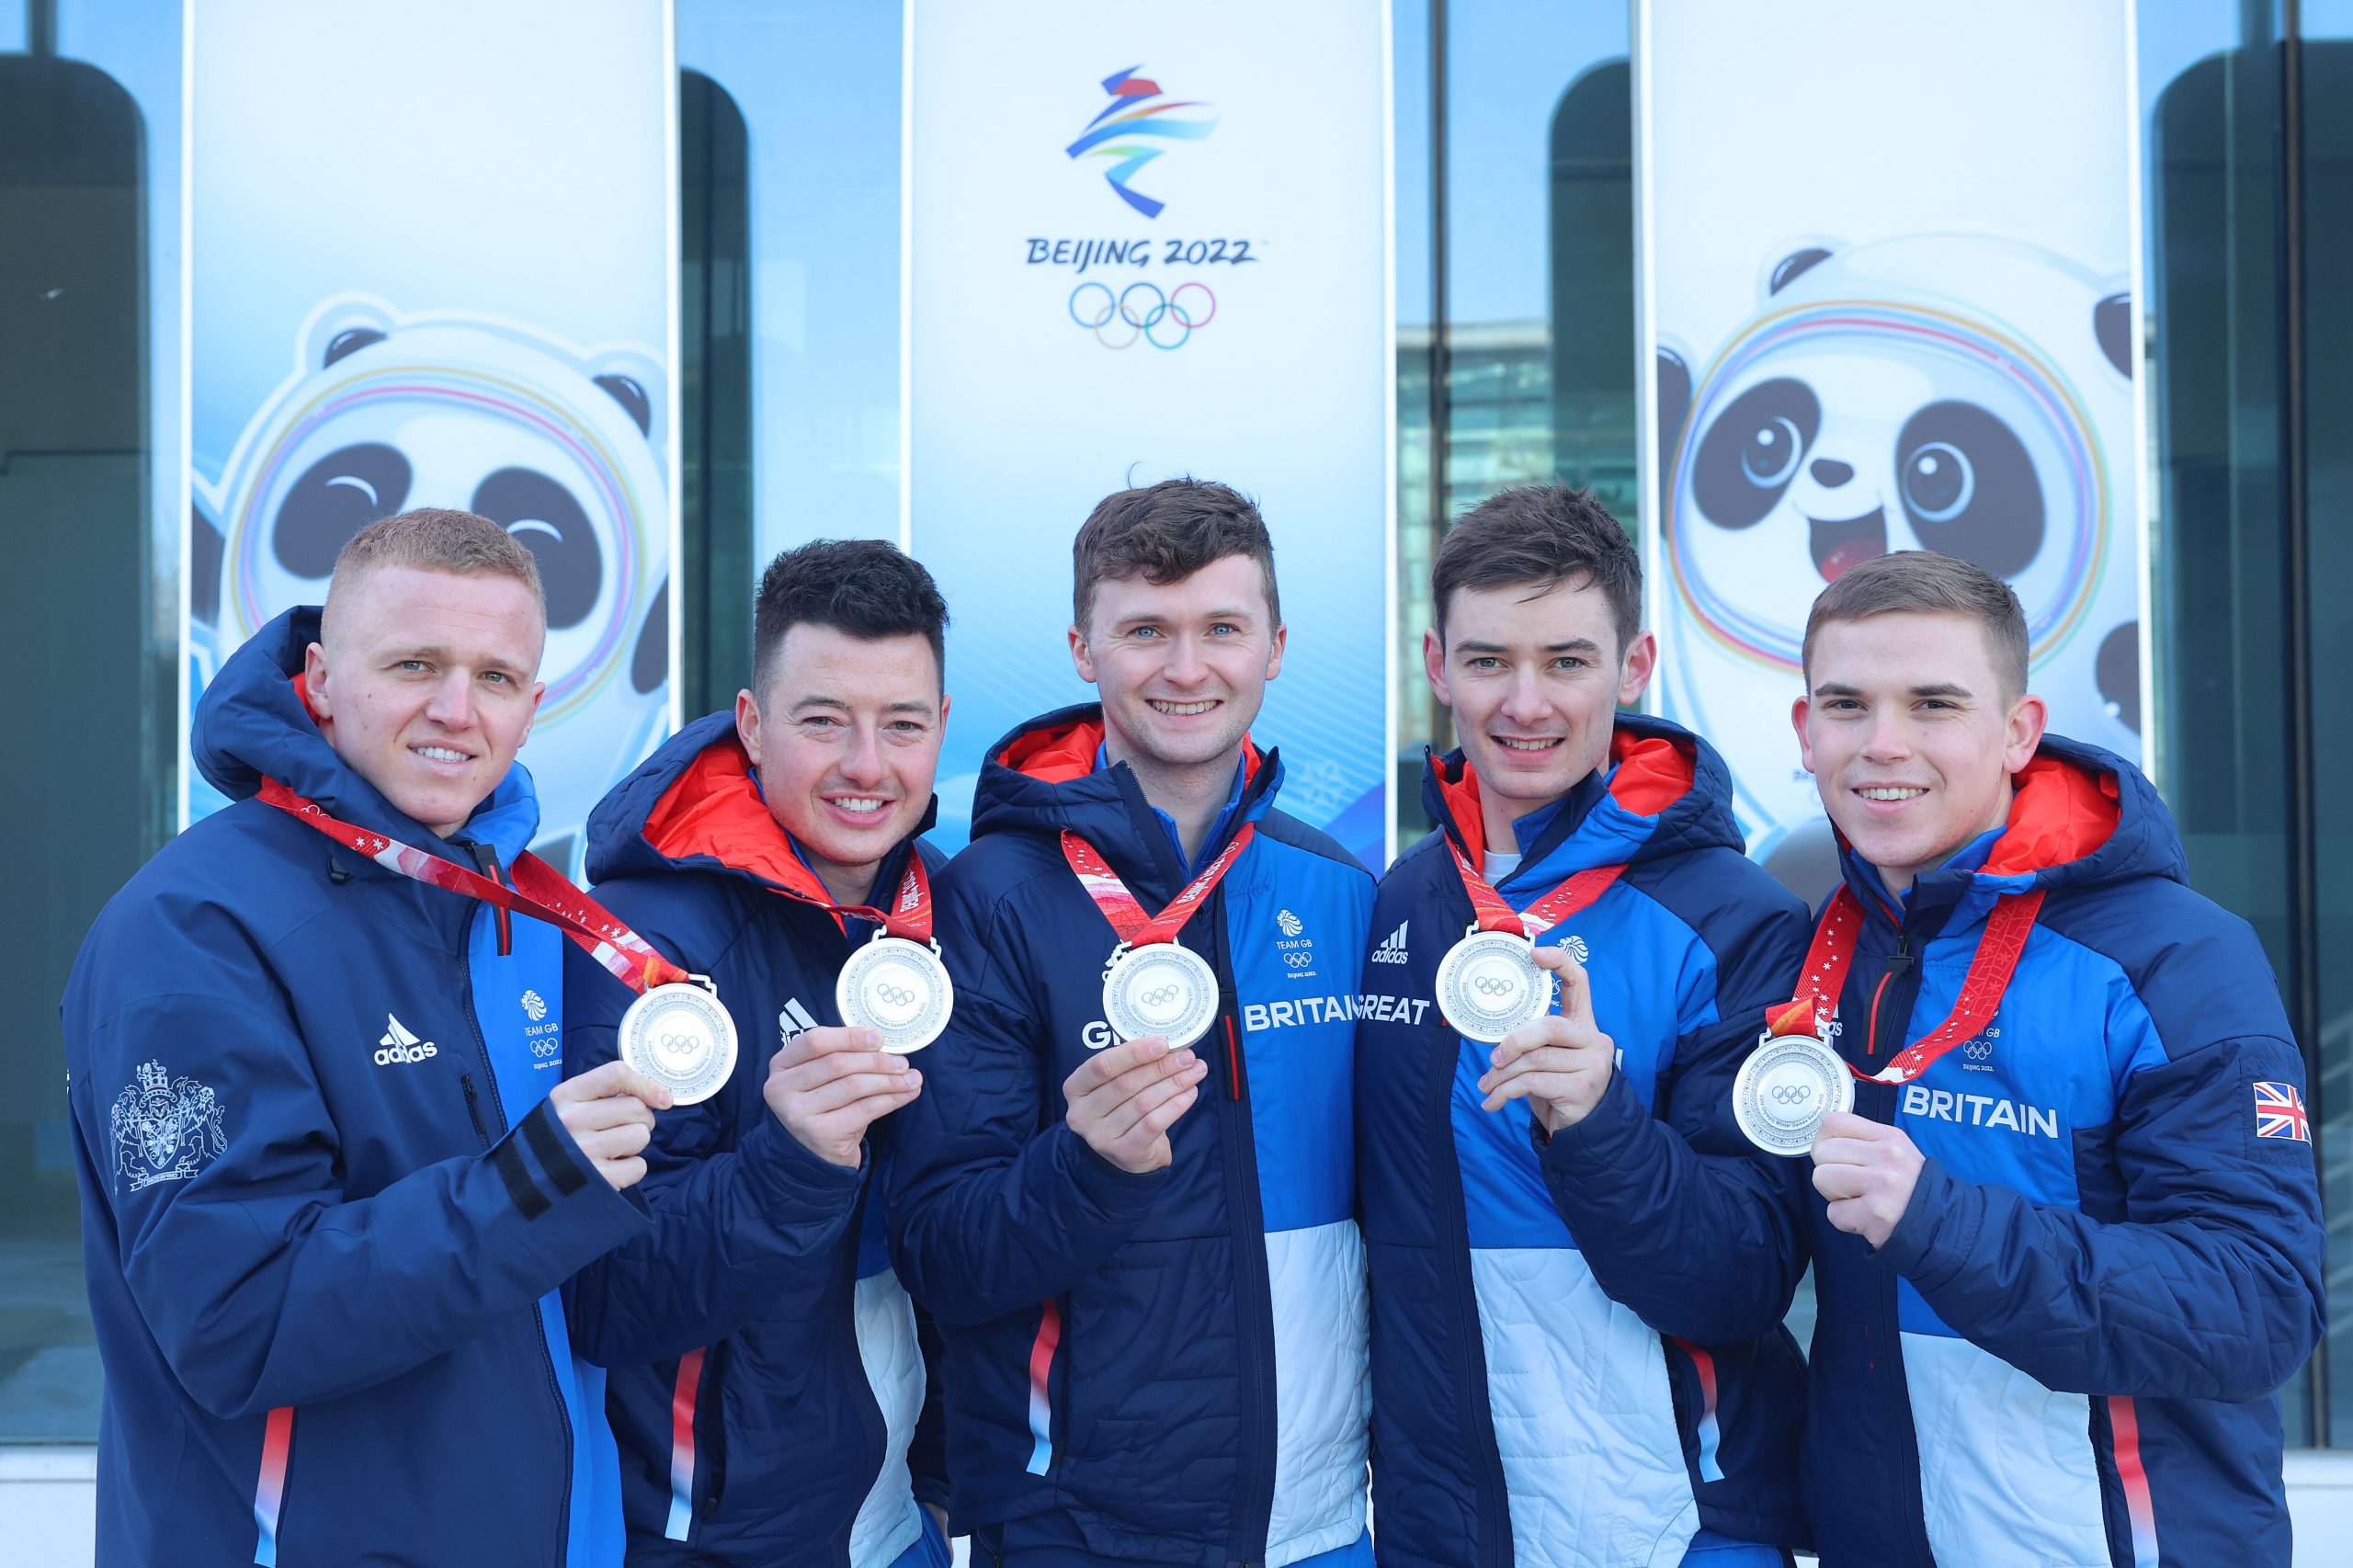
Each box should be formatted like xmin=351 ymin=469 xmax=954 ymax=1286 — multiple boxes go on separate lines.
xmin=584 ymin=708 xmax=936 ymax=921
xmin=973 ymin=702 xmax=1281 ymax=906
xmin=1828 ymin=732 xmax=2181 ymax=940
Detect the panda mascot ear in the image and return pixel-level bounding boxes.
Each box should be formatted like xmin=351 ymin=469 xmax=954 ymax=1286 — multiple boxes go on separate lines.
xmin=594 ymin=374 xmax=654 ymax=436
xmin=1768 ymin=247 xmax=1834 ymax=295
xmin=2095 ymin=293 xmax=2132 ymax=378
xmin=324 ymin=327 xmax=386 ymax=368
xmin=1656 ymin=347 xmax=1693 ymax=483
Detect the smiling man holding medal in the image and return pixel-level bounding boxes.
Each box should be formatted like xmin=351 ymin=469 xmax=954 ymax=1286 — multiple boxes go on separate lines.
xmin=561 ymin=540 xmax=955 ymax=1568
xmin=885 ymin=480 xmax=1376 ymax=1568
xmin=1782 ymin=551 xmax=2323 ymax=1567
xmin=1356 ymin=485 xmax=1815 ymax=1568
xmin=63 ymin=509 xmax=676 ymax=1568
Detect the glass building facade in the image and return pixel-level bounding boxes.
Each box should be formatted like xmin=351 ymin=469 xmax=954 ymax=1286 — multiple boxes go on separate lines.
xmin=4 ymin=0 xmax=2350 ymax=1463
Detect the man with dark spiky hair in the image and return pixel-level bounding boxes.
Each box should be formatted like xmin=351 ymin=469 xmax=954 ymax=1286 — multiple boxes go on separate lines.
xmin=1358 ymin=483 xmax=1813 ymax=1567
xmin=888 ymin=479 xmax=1376 ymax=1567
xmin=564 ymin=539 xmax=956 ymax=1567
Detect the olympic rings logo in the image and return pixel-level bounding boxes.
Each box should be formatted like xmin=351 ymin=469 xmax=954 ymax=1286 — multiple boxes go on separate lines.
xmin=1140 ymin=984 xmax=1183 ymax=1007
xmin=1471 ymin=975 xmax=1519 ymax=997
xmin=655 ymin=1032 xmax=703 ymax=1057
xmin=1768 ymin=1084 xmax=1813 ymax=1106
xmin=1069 ymin=280 xmax=1218 ymax=350
xmin=874 ymin=983 xmax=917 ymax=1007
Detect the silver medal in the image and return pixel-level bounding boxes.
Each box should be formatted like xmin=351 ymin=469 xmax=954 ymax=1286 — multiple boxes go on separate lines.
xmin=836 ymin=932 xmax=955 ymax=1054
xmin=618 ymin=976 xmax=738 ymax=1106
xmin=1100 ymin=941 xmax=1220 ymax=1050
xmin=1435 ymin=926 xmax=1556 ymax=1044
xmin=1731 ymin=1031 xmax=1855 ymax=1156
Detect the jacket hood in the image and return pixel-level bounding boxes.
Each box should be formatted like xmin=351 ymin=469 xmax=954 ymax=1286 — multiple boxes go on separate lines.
xmin=191 ymin=605 xmax=540 ymax=861
xmin=970 ymin=703 xmax=1279 ymax=898
xmin=1834 ymin=732 xmax=2185 ymax=928
xmin=1420 ymin=711 xmax=1746 ymax=881
xmin=585 ymin=709 xmax=937 ymax=910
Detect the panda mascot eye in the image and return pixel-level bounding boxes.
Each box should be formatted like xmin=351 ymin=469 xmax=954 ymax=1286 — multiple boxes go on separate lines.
xmin=272 ymin=443 xmax=413 ymax=577
xmin=1692 ymin=377 xmax=1820 ymax=529
xmin=1892 ymin=401 xmax=2043 ymax=578
xmin=471 ymin=468 xmax=604 ymax=631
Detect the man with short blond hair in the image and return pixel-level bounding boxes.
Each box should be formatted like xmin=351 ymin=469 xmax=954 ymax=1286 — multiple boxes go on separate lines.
xmin=1791 ymin=550 xmax=2322 ymax=1566
xmin=65 ymin=508 xmax=669 ymax=1567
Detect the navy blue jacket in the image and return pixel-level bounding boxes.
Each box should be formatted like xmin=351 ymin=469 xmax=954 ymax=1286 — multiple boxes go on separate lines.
xmin=1358 ymin=719 xmax=1813 ymax=1567
xmin=884 ymin=706 xmax=1376 ymax=1567
xmin=63 ymin=608 xmax=647 ymax=1568
xmin=564 ymin=712 xmax=949 ymax=1567
xmin=1800 ymin=737 xmax=2325 ymax=1566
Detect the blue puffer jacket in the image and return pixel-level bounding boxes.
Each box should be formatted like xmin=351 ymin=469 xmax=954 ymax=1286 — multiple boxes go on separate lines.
xmin=563 ymin=712 xmax=949 ymax=1567
xmin=1358 ymin=718 xmax=1813 ymax=1568
xmin=884 ymin=705 xmax=1376 ymax=1567
xmin=63 ymin=607 xmax=647 ymax=1568
xmin=1799 ymin=736 xmax=2324 ymax=1567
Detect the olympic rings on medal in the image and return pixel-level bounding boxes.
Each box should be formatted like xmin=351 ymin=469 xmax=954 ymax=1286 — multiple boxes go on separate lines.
xmin=656 ymin=1032 xmax=700 ymax=1055
xmin=1140 ymin=984 xmax=1182 ymax=1007
xmin=1472 ymin=975 xmax=1518 ymax=997
xmin=875 ymin=983 xmax=916 ymax=1007
xmin=1769 ymin=1084 xmax=1813 ymax=1105
xmin=1068 ymin=280 xmax=1218 ymax=351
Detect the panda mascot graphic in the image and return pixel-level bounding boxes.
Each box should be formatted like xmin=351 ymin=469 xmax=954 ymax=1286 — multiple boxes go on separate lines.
xmin=1654 ymin=235 xmax=2141 ymax=892
xmin=190 ymin=297 xmax=672 ymax=874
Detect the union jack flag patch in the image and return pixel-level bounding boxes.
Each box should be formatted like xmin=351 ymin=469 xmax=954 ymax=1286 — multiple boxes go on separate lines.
xmin=2253 ymin=1081 xmax=2311 ymax=1142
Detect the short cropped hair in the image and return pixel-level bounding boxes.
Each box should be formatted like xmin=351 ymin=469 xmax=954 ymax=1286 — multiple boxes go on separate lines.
xmin=1802 ymin=551 xmax=2030 ymax=700
xmin=1072 ymin=478 xmax=1280 ymax=633
xmin=322 ymin=508 xmax=544 ymax=642
xmin=1432 ymin=484 xmax=1642 ymax=656
xmin=752 ymin=538 xmax=949 ymax=695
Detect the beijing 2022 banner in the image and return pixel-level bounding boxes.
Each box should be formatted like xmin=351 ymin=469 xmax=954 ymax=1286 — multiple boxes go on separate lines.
xmin=907 ymin=0 xmax=1393 ymax=866
xmin=1638 ymin=0 xmax=2146 ymax=888
xmin=184 ymin=0 xmax=679 ymax=873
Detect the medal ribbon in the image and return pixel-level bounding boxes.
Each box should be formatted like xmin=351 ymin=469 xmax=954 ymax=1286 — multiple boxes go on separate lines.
xmin=1443 ymin=835 xmax=1628 ymax=940
xmin=1793 ymin=884 xmax=2047 ymax=1085
xmin=1059 ymin=824 xmax=1257 ymax=948
xmin=758 ymin=850 xmax=936 ymax=945
xmin=259 ymin=778 xmax=696 ymax=994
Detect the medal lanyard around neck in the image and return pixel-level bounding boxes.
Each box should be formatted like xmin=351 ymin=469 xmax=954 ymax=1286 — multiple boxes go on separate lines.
xmin=1059 ymin=824 xmax=1256 ymax=948
xmin=260 ymin=778 xmax=691 ymax=994
xmin=1796 ymin=884 xmax=2046 ymax=1085
xmin=763 ymin=849 xmax=936 ymax=944
xmin=1442 ymin=833 xmax=1627 ymax=938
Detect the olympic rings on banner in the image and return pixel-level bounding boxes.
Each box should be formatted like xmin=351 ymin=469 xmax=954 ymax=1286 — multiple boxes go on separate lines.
xmin=1068 ymin=280 xmax=1219 ymax=350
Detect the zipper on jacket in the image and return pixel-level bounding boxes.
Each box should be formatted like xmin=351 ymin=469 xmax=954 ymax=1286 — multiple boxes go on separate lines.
xmin=459 ymin=963 xmax=574 ymax=1566
xmin=457 ymin=840 xmax=514 ymax=956
xmin=1428 ymin=989 xmax=1516 ymax=1567
xmin=1848 ymin=912 xmax=1937 ymax=1565
xmin=1865 ymin=929 xmax=1915 ymax=1060
xmin=1209 ymin=896 xmax=1279 ymax=1565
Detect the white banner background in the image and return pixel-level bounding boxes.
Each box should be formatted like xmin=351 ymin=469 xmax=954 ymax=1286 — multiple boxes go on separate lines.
xmin=907 ymin=0 xmax=1394 ymax=864
xmin=1638 ymin=0 xmax=2146 ymax=885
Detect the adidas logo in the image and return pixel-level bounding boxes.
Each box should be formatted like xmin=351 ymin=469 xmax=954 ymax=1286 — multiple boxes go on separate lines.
xmin=374 ymin=1014 xmax=438 ymax=1066
xmin=1369 ymin=920 xmax=1410 ymax=965
xmin=779 ymin=998 xmax=819 ymax=1044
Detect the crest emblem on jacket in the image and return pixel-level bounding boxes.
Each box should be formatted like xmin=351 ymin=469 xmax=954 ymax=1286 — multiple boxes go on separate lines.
xmin=110 ymin=1061 xmax=227 ymax=1193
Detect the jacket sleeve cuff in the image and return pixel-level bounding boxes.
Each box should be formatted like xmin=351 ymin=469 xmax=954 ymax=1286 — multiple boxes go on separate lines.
xmin=504 ymin=1099 xmax=651 ymax=1264
xmin=1537 ymin=1068 xmax=1658 ymax=1183
xmin=1875 ymin=1156 xmax=1984 ymax=1287
xmin=1052 ymin=1120 xmax=1173 ymax=1222
xmin=736 ymin=1105 xmax=866 ymax=1221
